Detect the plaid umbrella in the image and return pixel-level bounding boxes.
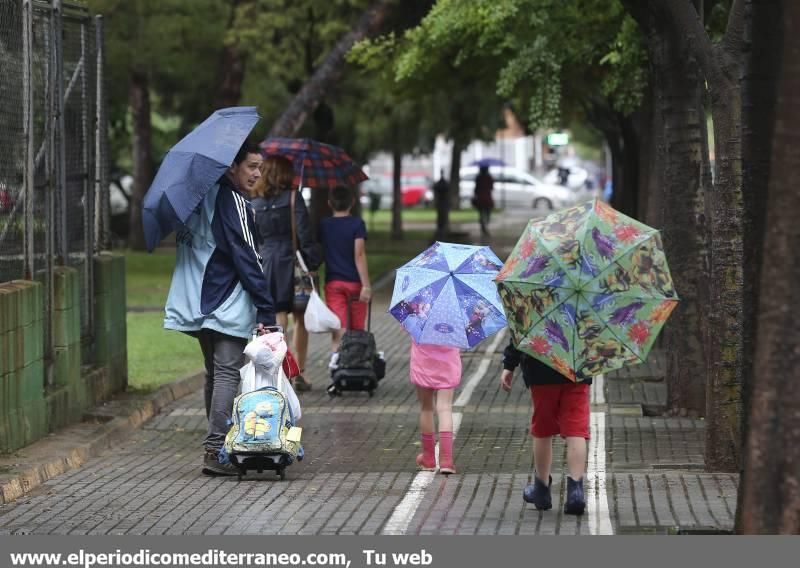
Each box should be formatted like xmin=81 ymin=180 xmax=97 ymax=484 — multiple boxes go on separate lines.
xmin=260 ymin=137 xmax=368 ymax=189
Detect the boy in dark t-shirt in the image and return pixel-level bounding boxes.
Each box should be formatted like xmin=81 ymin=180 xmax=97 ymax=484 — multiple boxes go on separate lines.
xmin=319 ymin=185 xmax=372 ymax=369
xmin=500 ymin=343 xmax=591 ymax=515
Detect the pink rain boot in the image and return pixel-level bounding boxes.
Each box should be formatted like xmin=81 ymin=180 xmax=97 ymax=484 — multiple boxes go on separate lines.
xmin=416 ymin=433 xmax=436 ymax=471
xmin=439 ymin=431 xmax=456 ymax=474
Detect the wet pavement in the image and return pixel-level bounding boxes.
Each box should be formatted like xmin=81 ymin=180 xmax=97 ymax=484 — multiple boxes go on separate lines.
xmin=0 ymin=207 xmax=737 ymax=535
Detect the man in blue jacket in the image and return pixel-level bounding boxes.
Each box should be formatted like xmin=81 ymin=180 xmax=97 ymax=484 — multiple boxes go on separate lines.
xmin=163 ymin=140 xmax=276 ymax=476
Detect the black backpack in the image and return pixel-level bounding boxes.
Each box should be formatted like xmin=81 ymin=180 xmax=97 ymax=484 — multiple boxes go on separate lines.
xmin=329 ymin=298 xmax=385 ymax=396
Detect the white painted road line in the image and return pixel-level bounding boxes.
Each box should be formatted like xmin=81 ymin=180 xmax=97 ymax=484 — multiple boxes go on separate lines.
xmin=453 ymin=359 xmax=491 ymax=408
xmin=591 ymin=373 xmax=606 ymax=405
xmin=486 ymin=327 xmax=507 ymax=354
xmin=382 ymin=472 xmax=436 ymax=535
xmin=383 ymin=329 xmax=505 ymax=535
xmin=385 ymin=328 xmax=617 ymax=535
xmin=587 ymin=411 xmax=614 ymax=535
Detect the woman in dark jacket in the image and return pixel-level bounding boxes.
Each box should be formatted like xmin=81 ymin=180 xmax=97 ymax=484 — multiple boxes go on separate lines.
xmin=250 ymin=155 xmax=321 ymax=390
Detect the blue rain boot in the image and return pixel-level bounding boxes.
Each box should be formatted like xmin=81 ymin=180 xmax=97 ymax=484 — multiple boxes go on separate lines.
xmin=522 ymin=475 xmax=552 ymax=510
xmin=564 ymin=476 xmax=586 ymax=515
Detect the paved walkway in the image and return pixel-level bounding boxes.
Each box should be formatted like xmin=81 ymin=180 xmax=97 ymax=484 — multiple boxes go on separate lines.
xmin=0 ymin=208 xmax=737 ymax=535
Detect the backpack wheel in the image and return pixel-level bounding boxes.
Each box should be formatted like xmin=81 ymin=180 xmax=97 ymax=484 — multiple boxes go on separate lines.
xmin=368 ymin=389 xmax=375 ymax=398
xmin=278 ymin=468 xmax=286 ymax=481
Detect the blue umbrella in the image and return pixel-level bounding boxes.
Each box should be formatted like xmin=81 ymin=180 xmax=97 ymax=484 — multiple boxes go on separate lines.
xmin=471 ymin=158 xmax=505 ymax=167
xmin=142 ymin=106 xmax=260 ymax=251
xmin=389 ymin=242 xmax=507 ymax=349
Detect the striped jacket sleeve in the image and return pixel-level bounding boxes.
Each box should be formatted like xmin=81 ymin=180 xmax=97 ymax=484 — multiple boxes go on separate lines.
xmin=217 ymin=183 xmax=276 ymax=326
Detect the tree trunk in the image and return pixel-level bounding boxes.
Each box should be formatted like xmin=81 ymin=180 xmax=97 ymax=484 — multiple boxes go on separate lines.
xmin=128 ymin=70 xmax=152 ymax=251
xmin=391 ymin=146 xmax=402 ymax=240
xmin=627 ymin=0 xmax=709 ymax=416
xmin=583 ymin=98 xmax=637 ymax=217
xmin=268 ymin=0 xmax=394 ymax=137
xmin=703 ymin=52 xmax=745 ymax=474
xmin=735 ymin=0 xmax=784 ymax=533
xmin=212 ymin=1 xmax=251 ymax=109
xmin=448 ymin=138 xmax=463 ymax=212
xmin=660 ymin=2 xmax=710 ymax=417
xmin=656 ymin=46 xmax=709 ymax=418
xmin=739 ymin=0 xmax=798 ymax=532
xmin=647 ymin=0 xmax=746 ymax=472
xmin=606 ymin=132 xmax=625 ymax=212
xmin=619 ymin=113 xmax=642 ymax=218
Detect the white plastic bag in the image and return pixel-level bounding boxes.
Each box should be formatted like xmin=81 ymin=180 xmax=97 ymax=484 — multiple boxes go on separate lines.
xmin=305 ymin=290 xmax=341 ymax=333
xmin=239 ymin=331 xmax=302 ymax=420
xmin=304 ymin=276 xmax=341 ymax=333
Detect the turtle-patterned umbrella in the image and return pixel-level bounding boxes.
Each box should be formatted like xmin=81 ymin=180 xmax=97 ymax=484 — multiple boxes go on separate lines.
xmin=495 ymin=199 xmax=679 ymax=382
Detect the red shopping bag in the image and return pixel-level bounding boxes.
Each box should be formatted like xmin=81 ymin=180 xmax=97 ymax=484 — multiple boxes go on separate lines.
xmin=282 ymin=348 xmax=301 ymax=379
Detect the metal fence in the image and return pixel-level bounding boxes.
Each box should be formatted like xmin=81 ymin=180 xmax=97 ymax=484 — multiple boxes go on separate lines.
xmin=0 ymin=0 xmax=108 ymax=377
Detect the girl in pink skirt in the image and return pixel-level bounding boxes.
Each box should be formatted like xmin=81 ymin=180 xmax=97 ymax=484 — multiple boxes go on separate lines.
xmin=409 ymin=339 xmax=462 ymax=474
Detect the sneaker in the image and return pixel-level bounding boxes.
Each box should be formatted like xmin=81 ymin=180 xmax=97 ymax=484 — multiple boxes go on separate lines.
xmin=563 ymin=476 xmax=586 ymax=515
xmin=523 ymin=475 xmax=552 ymax=510
xmin=328 ymin=352 xmax=339 ymax=370
xmin=293 ymin=374 xmax=312 ymax=392
xmin=201 ymin=451 xmax=238 ymax=476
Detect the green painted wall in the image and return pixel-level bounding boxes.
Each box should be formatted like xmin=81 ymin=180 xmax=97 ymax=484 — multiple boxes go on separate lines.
xmin=0 ymin=253 xmax=128 ymax=453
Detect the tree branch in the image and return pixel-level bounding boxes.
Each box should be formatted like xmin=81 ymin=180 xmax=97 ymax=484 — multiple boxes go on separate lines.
xmin=656 ymin=0 xmax=723 ymax=86
xmin=722 ymin=0 xmax=746 ymax=57
xmin=268 ymin=0 xmax=395 ymax=138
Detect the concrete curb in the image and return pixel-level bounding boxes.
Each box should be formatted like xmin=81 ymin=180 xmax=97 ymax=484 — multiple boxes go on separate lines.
xmin=0 ymin=371 xmax=204 ymax=506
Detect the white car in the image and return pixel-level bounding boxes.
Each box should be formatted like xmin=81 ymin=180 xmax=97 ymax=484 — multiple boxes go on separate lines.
xmin=459 ymin=166 xmax=574 ymax=211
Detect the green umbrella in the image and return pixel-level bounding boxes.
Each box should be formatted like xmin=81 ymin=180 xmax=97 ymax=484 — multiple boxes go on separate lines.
xmin=495 ymin=199 xmax=679 ymax=382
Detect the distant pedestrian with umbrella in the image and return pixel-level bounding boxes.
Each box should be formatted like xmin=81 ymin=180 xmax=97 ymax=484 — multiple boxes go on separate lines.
xmin=250 ymin=155 xmax=321 ymax=392
xmin=147 ymin=107 xmax=278 ymax=477
xmin=389 ymin=242 xmax=507 ymax=474
xmin=495 ymin=199 xmax=679 ymax=515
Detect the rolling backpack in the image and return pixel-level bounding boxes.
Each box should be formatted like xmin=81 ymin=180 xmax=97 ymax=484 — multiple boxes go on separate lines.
xmin=222 ymin=387 xmax=302 ymax=480
xmin=328 ymin=298 xmax=386 ymax=397
xmin=221 ymin=329 xmax=302 ymax=480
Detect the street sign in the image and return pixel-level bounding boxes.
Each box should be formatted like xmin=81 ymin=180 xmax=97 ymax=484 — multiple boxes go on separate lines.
xmin=546 ymin=132 xmax=569 ymax=146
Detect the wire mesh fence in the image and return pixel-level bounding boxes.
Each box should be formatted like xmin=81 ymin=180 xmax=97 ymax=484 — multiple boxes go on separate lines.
xmin=0 ymin=0 xmax=108 ymax=378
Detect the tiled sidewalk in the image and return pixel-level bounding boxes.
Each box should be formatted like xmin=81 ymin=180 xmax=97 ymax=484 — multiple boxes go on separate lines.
xmin=0 ymin=212 xmax=738 ymax=535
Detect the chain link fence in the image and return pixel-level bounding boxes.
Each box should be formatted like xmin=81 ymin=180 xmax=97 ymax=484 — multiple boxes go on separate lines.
xmin=0 ymin=0 xmax=108 ymax=377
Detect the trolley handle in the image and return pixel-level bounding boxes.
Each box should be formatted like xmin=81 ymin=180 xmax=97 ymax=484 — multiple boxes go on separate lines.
xmin=252 ymin=325 xmax=284 ymax=338
xmin=346 ymin=296 xmax=372 ymax=332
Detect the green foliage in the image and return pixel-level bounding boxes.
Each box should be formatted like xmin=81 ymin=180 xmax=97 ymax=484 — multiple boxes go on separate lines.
xmin=599 ymin=16 xmax=648 ymax=115
xmin=360 ymin=0 xmax=649 ymax=133
xmin=87 ymin=0 xmax=229 ymax=170
xmin=233 ymin=0 xmax=374 ymax=138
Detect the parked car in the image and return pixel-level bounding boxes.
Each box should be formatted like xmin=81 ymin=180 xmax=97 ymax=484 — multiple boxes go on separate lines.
xmin=400 ymin=173 xmax=433 ymax=207
xmin=0 ymin=182 xmax=15 ymax=214
xmin=359 ymin=173 xmax=433 ymax=209
xmin=544 ymin=164 xmax=604 ymax=201
xmin=458 ymin=166 xmax=574 ymax=211
xmin=359 ymin=176 xmax=393 ymax=209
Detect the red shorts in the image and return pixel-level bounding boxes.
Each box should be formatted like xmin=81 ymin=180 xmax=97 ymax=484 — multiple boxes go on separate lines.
xmin=324 ymin=280 xmax=366 ymax=330
xmin=530 ymin=383 xmax=591 ymax=439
